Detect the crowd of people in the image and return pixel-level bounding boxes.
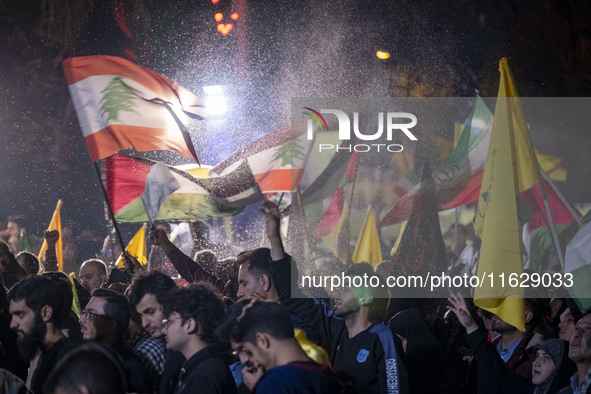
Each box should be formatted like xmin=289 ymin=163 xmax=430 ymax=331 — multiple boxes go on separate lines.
xmin=0 ymin=200 xmax=590 ymax=394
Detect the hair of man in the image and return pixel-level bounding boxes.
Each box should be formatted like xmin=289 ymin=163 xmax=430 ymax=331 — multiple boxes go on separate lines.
xmin=230 ymin=300 xmax=294 ymax=345
xmin=41 ymin=272 xmax=74 ymax=328
xmin=236 ymin=248 xmax=272 ymax=279
xmin=447 ymin=223 xmax=468 ymax=235
xmin=127 ymin=270 xmax=176 ymax=307
xmin=7 ymin=275 xmax=69 ymax=325
xmin=15 ymin=251 xmax=39 ymax=275
xmin=91 ymin=289 xmax=131 ymax=339
xmin=43 ymin=342 xmax=127 ymax=394
xmin=162 ymin=282 xmax=225 ymax=345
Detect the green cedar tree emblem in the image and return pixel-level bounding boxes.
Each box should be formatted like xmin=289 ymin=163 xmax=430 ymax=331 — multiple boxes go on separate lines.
xmin=99 ymin=77 xmax=138 ymax=121
xmin=273 ymin=139 xmax=306 ymax=167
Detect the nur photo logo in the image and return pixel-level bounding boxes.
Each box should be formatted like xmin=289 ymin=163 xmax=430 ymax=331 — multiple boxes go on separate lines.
xmin=303 ymin=107 xmax=418 ymax=152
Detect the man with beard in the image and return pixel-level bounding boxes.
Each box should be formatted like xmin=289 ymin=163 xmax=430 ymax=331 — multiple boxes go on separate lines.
xmin=8 ymin=275 xmax=76 ymax=394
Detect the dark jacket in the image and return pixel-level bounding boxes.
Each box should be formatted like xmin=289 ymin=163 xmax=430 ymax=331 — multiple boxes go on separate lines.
xmin=491 ymin=331 xmax=537 ymax=380
xmin=253 ymin=361 xmax=353 ymax=394
xmin=465 ymin=328 xmax=533 ymax=394
xmin=174 ymin=343 xmax=237 ymax=394
xmin=31 ymin=337 xmax=77 ymax=394
xmin=111 ymin=340 xmax=153 ymax=394
xmin=160 ymin=349 xmax=185 ymax=394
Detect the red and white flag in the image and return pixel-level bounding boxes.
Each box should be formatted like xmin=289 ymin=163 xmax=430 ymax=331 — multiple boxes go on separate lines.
xmin=210 ymin=121 xmax=313 ymax=193
xmin=63 ymin=55 xmax=205 ymax=163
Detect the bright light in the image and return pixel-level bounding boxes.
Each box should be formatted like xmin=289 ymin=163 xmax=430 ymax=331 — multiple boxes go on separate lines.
xmin=203 ymin=85 xmax=224 ymax=95
xmin=376 ymin=51 xmax=391 ymax=60
xmin=203 ymin=85 xmax=227 ymax=116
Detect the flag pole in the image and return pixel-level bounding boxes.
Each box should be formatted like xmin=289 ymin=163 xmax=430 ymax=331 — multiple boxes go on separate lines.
xmin=538 ymin=180 xmax=565 ymax=268
xmin=295 ymin=187 xmax=310 ymax=257
xmin=93 ymin=161 xmax=126 ymax=255
xmin=540 ymin=169 xmax=583 ymax=227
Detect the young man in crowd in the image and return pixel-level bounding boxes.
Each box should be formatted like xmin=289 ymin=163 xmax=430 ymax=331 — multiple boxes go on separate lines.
xmin=8 ymin=275 xmax=77 ymax=394
xmin=162 ymin=283 xmax=237 ymax=394
xmin=79 ymin=288 xmax=152 ymax=393
xmin=262 ymin=200 xmax=408 ymax=394
xmin=224 ymin=299 xmax=352 ymax=393
xmin=128 ymin=270 xmax=185 ymax=394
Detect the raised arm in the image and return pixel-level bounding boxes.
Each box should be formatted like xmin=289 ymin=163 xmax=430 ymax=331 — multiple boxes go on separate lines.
xmin=0 ymin=241 xmax=27 ymax=281
xmin=447 ymin=293 xmax=531 ymax=393
xmin=44 ymin=230 xmax=59 ymax=272
xmin=148 ymin=226 xmax=224 ymax=291
xmin=260 ymin=200 xmax=285 ymax=261
xmin=263 ymin=201 xmax=345 ymax=344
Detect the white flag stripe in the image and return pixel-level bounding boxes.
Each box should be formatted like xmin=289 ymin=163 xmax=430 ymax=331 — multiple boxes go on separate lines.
xmin=69 ymin=75 xmax=198 ymax=137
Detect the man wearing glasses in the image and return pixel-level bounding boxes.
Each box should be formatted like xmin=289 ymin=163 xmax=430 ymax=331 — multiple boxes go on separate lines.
xmin=161 ymin=283 xmax=237 ymax=394
xmin=79 ymin=288 xmax=152 ymax=393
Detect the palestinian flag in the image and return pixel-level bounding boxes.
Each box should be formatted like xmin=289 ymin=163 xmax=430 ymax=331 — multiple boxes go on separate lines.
xmin=105 ymin=154 xmax=262 ymax=222
xmin=522 ymin=176 xmax=580 ymax=271
xmin=564 ymin=220 xmax=591 ymax=312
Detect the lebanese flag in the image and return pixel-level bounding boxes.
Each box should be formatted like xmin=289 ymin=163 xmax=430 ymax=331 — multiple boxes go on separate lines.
xmin=210 ymin=121 xmax=313 ymax=193
xmin=63 ymin=56 xmax=205 ymax=163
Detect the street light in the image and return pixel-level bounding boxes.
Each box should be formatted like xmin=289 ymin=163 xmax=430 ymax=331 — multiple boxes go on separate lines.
xmin=203 ymin=85 xmax=227 ymax=116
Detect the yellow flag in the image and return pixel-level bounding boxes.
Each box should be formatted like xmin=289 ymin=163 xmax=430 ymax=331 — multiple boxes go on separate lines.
xmin=536 ymin=149 xmax=566 ymax=181
xmin=115 ymin=224 xmax=147 ymax=268
xmin=68 ymin=272 xmax=82 ymax=318
xmin=38 ymin=199 xmax=63 ymax=272
xmin=352 ymin=208 xmax=383 ymax=268
xmin=474 ymin=58 xmax=543 ymax=332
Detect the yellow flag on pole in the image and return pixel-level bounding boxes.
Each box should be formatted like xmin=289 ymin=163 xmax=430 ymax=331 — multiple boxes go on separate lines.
xmin=352 ymin=208 xmax=383 ymax=268
xmin=115 ymin=224 xmax=147 ymax=268
xmin=474 ymin=58 xmax=543 ymax=332
xmin=38 ymin=199 xmax=63 ymax=272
